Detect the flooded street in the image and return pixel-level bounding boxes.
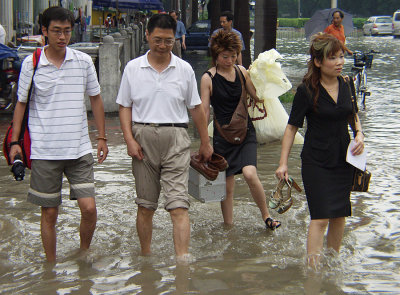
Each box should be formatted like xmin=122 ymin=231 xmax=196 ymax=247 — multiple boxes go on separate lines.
xmin=1 ymin=36 xmax=399 ymax=294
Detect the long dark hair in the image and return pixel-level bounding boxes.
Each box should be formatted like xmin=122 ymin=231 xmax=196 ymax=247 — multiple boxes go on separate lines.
xmin=303 ymin=33 xmax=345 ymax=109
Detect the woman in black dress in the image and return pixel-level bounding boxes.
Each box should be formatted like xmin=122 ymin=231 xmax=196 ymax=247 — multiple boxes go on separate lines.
xmin=275 ymin=33 xmax=365 ymax=267
xmin=201 ymin=30 xmax=280 ymax=230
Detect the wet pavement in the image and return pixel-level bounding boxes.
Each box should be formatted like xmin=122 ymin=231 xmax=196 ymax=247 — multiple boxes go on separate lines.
xmin=0 ymin=36 xmax=399 ymax=294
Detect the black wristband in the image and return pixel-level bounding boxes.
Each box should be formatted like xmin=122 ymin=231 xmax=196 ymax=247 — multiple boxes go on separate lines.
xmin=9 ymin=141 xmax=20 ymax=147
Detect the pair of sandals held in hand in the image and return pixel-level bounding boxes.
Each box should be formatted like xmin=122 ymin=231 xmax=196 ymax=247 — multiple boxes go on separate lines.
xmin=269 ymin=177 xmax=302 ymax=214
xmin=190 ymin=152 xmax=228 ymax=181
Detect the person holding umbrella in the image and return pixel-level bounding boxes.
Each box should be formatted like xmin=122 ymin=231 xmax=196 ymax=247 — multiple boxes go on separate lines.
xmin=324 ymin=10 xmax=353 ymax=55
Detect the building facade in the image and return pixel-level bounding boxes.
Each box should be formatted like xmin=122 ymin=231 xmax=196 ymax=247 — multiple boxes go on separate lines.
xmin=0 ymin=0 xmax=91 ymax=44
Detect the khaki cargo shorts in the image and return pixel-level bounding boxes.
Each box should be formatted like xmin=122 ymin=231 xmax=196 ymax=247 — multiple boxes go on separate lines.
xmin=28 ymin=153 xmax=95 ymax=207
xmin=132 ymin=124 xmax=191 ymax=211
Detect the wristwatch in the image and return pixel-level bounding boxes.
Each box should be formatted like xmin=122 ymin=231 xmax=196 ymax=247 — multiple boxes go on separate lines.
xmin=10 ymin=141 xmax=20 ymax=147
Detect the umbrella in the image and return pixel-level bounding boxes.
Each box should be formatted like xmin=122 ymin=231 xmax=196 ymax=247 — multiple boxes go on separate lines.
xmin=304 ymin=8 xmax=354 ymax=40
xmin=0 ymin=43 xmax=18 ymax=60
xmin=93 ymin=0 xmax=163 ymax=10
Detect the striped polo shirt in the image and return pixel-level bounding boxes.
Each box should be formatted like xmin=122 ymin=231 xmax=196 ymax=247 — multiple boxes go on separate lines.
xmin=17 ymin=47 xmax=101 ymax=160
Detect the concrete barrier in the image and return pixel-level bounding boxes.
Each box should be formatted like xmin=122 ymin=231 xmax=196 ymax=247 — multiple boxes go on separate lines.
xmin=99 ymin=35 xmax=122 ymax=113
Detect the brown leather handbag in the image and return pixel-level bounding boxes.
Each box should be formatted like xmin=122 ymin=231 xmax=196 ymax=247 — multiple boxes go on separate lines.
xmin=352 ymin=168 xmax=371 ymax=192
xmin=345 ymin=77 xmax=371 ymax=192
xmin=214 ymin=65 xmax=249 ymax=145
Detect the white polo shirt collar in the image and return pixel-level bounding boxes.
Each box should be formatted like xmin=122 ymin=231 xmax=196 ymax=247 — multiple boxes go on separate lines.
xmin=140 ymin=50 xmax=177 ymax=71
xmin=39 ymin=46 xmax=74 ymax=66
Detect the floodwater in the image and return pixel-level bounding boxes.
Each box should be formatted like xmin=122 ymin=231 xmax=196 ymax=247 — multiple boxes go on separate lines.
xmin=0 ymin=36 xmax=399 ymax=294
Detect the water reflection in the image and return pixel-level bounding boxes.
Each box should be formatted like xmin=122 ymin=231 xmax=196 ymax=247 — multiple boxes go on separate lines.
xmin=0 ymin=36 xmax=399 ymax=294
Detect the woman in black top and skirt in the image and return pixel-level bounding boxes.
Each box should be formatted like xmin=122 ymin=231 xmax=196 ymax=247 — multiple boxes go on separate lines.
xmin=201 ymin=30 xmax=280 ymax=230
xmin=275 ymin=33 xmax=365 ymax=268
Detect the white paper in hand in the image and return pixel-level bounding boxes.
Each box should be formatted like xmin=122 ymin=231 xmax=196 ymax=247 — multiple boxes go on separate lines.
xmin=346 ymin=140 xmax=367 ymax=170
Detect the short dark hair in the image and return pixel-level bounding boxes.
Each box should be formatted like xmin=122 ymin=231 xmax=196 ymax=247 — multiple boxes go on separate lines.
xmin=42 ymin=6 xmax=75 ymax=28
xmin=147 ymin=14 xmax=177 ymax=34
xmin=332 ymin=10 xmax=344 ymax=19
xmin=169 ymin=10 xmax=177 ymax=16
xmin=210 ymin=30 xmax=242 ymax=66
xmin=220 ymin=11 xmax=234 ymax=22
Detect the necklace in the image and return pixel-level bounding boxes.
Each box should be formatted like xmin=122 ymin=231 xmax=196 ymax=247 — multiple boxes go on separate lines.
xmin=217 ymin=67 xmax=235 ymax=82
xmin=321 ymin=82 xmax=338 ymax=92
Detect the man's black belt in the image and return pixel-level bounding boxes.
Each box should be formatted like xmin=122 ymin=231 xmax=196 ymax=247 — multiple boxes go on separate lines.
xmin=134 ymin=122 xmax=188 ymax=128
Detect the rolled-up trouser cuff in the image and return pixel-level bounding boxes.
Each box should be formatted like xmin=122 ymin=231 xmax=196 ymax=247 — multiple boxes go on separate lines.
xmin=135 ymin=197 xmax=158 ymax=211
xmin=164 ymin=198 xmax=190 ymax=211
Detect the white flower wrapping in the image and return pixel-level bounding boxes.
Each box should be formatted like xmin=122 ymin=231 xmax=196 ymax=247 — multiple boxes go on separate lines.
xmin=248 ymin=49 xmax=303 ymax=144
xmin=208 ymin=49 xmax=304 ymax=144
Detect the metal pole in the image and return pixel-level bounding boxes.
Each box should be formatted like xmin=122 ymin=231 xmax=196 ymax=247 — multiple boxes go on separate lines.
xmin=331 ymin=0 xmax=337 ymax=8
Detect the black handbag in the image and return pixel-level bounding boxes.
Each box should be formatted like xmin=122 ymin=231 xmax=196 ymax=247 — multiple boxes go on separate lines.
xmin=345 ymin=77 xmax=371 ymax=192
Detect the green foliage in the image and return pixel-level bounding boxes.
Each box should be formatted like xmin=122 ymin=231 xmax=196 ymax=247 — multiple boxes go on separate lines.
xmin=277 ymin=18 xmax=367 ymax=29
xmin=279 ymin=92 xmax=295 ymax=103
xmin=353 ymin=18 xmax=368 ymax=29
xmin=199 ymin=11 xmax=208 ymax=20
xmin=278 ymin=18 xmax=309 ymax=28
xmin=278 ymin=0 xmax=399 ymax=18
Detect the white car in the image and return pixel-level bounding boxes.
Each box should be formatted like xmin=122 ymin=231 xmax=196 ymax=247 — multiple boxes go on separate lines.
xmin=363 ymin=16 xmax=393 ymax=36
xmin=393 ymin=10 xmax=400 ymax=38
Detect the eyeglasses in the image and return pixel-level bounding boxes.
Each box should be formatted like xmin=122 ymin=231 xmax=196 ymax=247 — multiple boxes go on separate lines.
xmin=48 ymin=29 xmax=72 ymax=36
xmin=152 ymin=38 xmax=175 ymax=46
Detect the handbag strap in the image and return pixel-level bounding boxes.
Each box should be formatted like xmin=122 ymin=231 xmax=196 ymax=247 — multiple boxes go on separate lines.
xmin=213 ymin=65 xmax=248 ymax=123
xmin=344 ymin=76 xmax=358 ymax=137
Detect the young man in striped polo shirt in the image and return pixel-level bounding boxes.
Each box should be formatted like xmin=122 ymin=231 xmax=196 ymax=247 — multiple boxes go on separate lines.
xmin=9 ymin=6 xmax=108 ymax=262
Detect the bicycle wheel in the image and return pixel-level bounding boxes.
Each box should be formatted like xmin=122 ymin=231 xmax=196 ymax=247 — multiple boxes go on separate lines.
xmin=353 ymin=72 xmax=361 ymax=97
xmin=362 ymin=69 xmax=367 ymax=91
xmin=361 ymin=92 xmax=367 ymax=108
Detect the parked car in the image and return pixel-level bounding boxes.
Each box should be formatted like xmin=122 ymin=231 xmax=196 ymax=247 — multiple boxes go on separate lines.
xmin=185 ymin=20 xmax=210 ymax=50
xmin=363 ymin=16 xmax=393 ymax=36
xmin=393 ymin=10 xmax=400 ymax=38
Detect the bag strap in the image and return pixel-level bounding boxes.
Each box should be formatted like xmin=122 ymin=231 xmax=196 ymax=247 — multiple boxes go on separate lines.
xmin=205 ymin=70 xmax=213 ymax=78
xmin=233 ymin=64 xmax=248 ymax=108
xmin=21 ymin=48 xmax=42 ymax=135
xmin=343 ymin=76 xmax=358 ymax=136
xmin=345 ymin=77 xmax=357 ymax=120
xmin=234 ymin=64 xmax=246 ymax=86
xmin=27 ymin=48 xmax=42 ymax=103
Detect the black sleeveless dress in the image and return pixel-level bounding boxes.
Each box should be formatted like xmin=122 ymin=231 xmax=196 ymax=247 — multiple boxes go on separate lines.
xmin=207 ymin=67 xmax=257 ymax=177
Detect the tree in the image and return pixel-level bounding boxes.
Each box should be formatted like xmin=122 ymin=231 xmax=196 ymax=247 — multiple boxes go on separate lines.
xmin=220 ymin=0 xmax=232 ymax=12
xmin=234 ymin=0 xmax=251 ymax=68
xmin=209 ymin=0 xmax=221 ymax=34
xmin=254 ymin=0 xmax=277 ymax=57
xmin=181 ymin=0 xmax=187 ymax=27
xmin=192 ymin=0 xmax=199 ymax=23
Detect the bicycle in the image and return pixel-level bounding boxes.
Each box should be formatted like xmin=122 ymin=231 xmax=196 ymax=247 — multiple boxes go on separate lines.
xmin=351 ymin=50 xmax=379 ymax=109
